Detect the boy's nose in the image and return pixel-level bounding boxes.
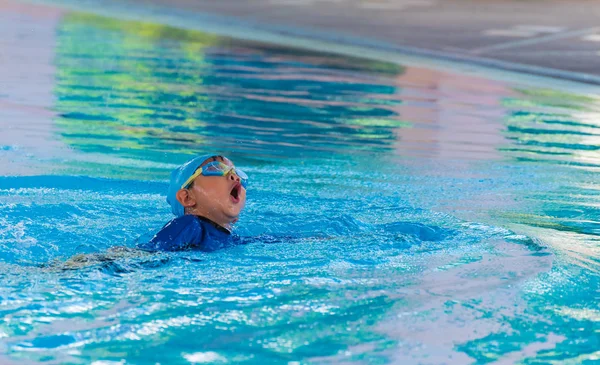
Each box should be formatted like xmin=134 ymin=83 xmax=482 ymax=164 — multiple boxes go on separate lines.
xmin=228 ymin=172 xmax=241 ymax=182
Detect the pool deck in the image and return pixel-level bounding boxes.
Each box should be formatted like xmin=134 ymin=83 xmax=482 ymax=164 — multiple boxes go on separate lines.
xmin=20 ymin=0 xmax=600 ymax=85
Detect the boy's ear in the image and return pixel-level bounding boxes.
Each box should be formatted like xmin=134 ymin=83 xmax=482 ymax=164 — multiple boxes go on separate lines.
xmin=176 ymin=189 xmax=196 ymax=208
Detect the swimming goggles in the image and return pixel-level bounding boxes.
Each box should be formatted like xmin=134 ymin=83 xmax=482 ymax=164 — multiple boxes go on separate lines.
xmin=181 ymin=161 xmax=248 ymax=189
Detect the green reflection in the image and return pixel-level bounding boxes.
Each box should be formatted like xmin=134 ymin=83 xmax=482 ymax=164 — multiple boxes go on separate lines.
xmin=53 ymin=12 xmax=408 ymax=179
xmin=54 ymin=13 xmax=217 ymax=166
xmin=501 ymin=87 xmax=600 ymax=170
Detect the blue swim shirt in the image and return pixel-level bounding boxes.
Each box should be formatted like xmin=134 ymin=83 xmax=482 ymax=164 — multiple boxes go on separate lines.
xmin=137 ymin=215 xmax=239 ymax=252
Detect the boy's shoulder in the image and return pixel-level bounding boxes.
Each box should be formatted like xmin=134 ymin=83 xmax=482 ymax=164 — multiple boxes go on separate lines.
xmin=138 ymin=215 xmax=204 ymax=251
xmin=170 ymin=214 xmax=201 ymax=226
xmin=160 ymin=214 xmax=205 ymax=237
xmin=158 ymin=214 xmax=203 ymax=237
xmin=138 ymin=215 xmax=234 ymax=252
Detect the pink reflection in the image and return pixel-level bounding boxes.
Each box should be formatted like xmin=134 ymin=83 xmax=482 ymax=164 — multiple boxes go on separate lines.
xmin=0 ymin=0 xmax=64 ymax=174
xmin=393 ymin=66 xmax=515 ymax=163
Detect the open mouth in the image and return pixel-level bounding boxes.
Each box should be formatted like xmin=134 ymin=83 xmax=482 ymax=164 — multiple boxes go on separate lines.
xmin=230 ymin=183 xmax=241 ymax=202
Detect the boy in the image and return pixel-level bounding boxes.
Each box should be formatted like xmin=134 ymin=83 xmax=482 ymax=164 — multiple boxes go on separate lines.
xmin=137 ymin=154 xmax=248 ymax=252
xmin=50 ymin=154 xmax=248 ymax=270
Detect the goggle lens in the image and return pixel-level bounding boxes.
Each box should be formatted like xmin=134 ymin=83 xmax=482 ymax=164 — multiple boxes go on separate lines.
xmin=202 ymin=162 xmax=248 ymax=189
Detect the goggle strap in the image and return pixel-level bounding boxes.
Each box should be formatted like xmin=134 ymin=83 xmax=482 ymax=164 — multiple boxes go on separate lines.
xmin=180 ymin=168 xmax=203 ymax=189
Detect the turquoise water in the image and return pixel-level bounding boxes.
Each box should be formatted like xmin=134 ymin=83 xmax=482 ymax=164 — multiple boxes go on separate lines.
xmin=1 ymin=5 xmax=599 ymax=365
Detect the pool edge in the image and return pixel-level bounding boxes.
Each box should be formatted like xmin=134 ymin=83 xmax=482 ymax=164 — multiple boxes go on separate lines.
xmin=21 ymin=0 xmax=600 ymax=96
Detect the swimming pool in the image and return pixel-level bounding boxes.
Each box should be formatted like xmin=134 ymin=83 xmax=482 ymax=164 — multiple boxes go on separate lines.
xmin=1 ymin=3 xmax=599 ymax=364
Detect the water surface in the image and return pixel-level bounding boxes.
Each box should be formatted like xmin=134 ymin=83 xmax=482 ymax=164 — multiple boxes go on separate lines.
xmin=0 ymin=3 xmax=599 ymax=364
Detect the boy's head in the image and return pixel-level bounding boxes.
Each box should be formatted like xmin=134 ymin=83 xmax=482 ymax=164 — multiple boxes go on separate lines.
xmin=167 ymin=154 xmax=247 ymax=229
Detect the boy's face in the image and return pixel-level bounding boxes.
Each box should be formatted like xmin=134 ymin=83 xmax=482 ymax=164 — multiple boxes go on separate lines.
xmin=184 ymin=156 xmax=246 ymax=226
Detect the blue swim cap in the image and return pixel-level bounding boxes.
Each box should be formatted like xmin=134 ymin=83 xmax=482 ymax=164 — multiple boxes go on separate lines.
xmin=167 ymin=154 xmax=218 ymax=217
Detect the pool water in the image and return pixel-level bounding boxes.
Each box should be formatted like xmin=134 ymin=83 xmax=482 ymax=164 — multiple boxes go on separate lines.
xmin=1 ymin=4 xmax=599 ymax=365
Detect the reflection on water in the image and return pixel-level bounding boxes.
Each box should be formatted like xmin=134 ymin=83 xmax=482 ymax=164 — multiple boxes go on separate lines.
xmin=503 ymin=88 xmax=600 ymax=169
xmin=0 ymin=4 xmax=599 ymax=364
xmin=0 ymin=1 xmax=63 ymax=176
xmin=392 ymin=67 xmax=510 ymax=162
xmin=54 ymin=12 xmax=406 ymax=177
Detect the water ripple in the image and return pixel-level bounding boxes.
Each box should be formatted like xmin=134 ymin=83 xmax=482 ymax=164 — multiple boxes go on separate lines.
xmin=0 ymin=6 xmax=598 ymax=364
